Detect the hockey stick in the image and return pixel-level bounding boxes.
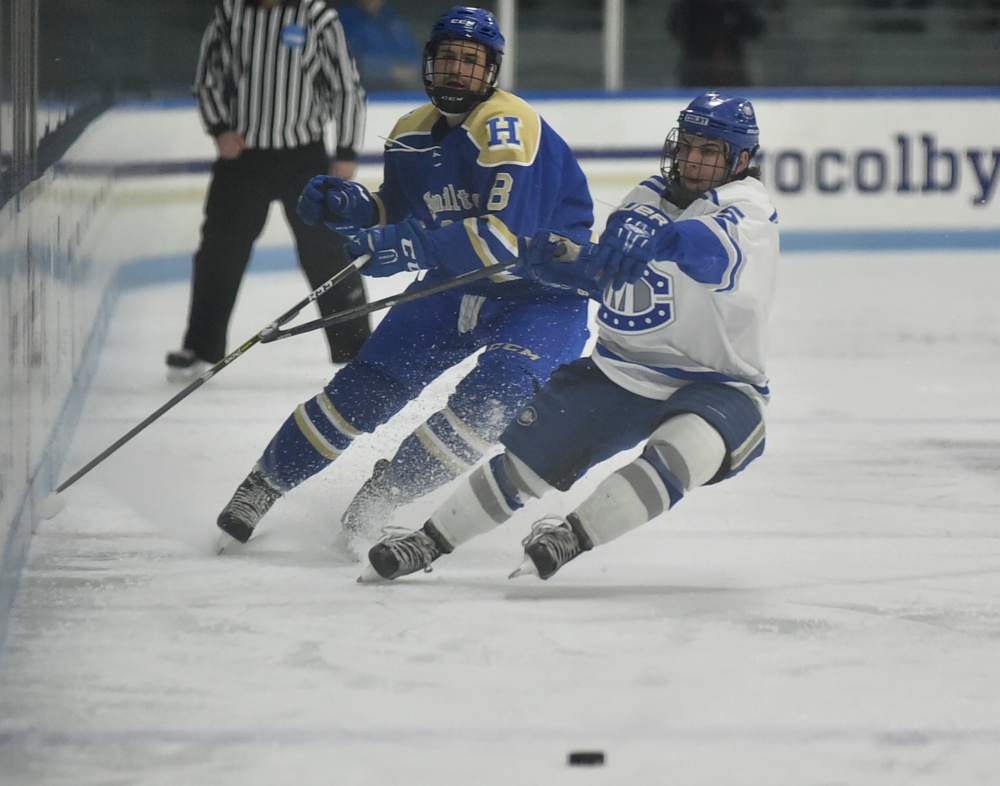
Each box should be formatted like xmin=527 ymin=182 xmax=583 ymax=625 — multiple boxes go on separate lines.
xmin=258 ymin=257 xmax=523 ymax=343
xmin=260 ymin=236 xmax=588 ymax=344
xmin=36 ymin=255 xmax=370 ymax=519
xmin=257 ymin=234 xmax=589 ymax=344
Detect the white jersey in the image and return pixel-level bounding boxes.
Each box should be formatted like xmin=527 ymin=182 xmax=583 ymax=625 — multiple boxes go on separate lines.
xmin=591 ymin=173 xmax=779 ymax=410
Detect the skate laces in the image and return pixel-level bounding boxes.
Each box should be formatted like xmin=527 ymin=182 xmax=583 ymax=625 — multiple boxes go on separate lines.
xmin=523 ymin=516 xmax=581 ymax=564
xmin=375 ymin=526 xmax=441 ymax=573
xmin=229 ymin=472 xmax=281 ymax=523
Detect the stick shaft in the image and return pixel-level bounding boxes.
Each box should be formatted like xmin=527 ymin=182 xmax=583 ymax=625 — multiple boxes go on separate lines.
xmin=262 ymin=257 xmax=519 ymax=343
xmin=52 ymin=256 xmax=368 ymax=494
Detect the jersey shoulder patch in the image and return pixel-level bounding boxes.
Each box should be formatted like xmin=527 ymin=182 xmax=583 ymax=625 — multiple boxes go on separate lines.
xmin=387 ymin=104 xmax=440 ymax=147
xmin=463 ymin=90 xmax=542 ymax=167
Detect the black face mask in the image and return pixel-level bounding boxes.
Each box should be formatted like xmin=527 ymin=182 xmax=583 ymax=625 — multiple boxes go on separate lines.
xmin=422 ymin=37 xmax=500 ymax=115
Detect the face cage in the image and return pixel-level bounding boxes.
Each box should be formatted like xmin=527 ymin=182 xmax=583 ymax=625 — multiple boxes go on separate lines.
xmin=423 ymin=37 xmax=500 ymax=115
xmin=660 ymin=127 xmax=738 ymax=190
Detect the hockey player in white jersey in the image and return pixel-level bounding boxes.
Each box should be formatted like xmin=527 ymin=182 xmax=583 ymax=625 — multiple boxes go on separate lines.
xmin=361 ymin=90 xmax=780 ymax=581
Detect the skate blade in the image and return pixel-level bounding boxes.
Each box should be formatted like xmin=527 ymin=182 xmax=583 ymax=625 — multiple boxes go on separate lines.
xmin=357 ymin=562 xmax=387 ymax=583
xmin=508 ymin=555 xmax=539 ymax=579
xmin=215 ymin=531 xmax=242 ymax=555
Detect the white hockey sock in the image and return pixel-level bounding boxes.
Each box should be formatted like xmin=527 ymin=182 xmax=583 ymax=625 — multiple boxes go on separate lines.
xmin=430 ymin=452 xmax=553 ymax=548
xmin=572 ymin=460 xmax=669 ymax=546
xmin=573 ymin=413 xmax=726 ymax=547
xmin=429 ymin=463 xmax=515 ymax=548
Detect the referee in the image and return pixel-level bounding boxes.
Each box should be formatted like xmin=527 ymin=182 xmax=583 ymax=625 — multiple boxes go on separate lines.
xmin=168 ymin=0 xmax=371 ymax=381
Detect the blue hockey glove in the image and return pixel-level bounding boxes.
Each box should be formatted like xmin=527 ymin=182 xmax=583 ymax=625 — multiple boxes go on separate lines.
xmin=585 ymin=203 xmax=674 ymax=291
xmin=517 ymin=230 xmax=599 ymax=296
xmin=296 ymin=176 xmax=375 ymax=236
xmin=346 ymin=219 xmax=438 ymax=278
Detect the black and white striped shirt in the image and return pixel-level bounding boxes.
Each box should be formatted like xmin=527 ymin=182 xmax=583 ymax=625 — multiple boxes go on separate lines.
xmin=194 ymin=0 xmax=366 ymax=157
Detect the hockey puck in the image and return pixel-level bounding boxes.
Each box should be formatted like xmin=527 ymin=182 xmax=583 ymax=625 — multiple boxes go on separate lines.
xmin=567 ymin=751 xmax=605 ymax=766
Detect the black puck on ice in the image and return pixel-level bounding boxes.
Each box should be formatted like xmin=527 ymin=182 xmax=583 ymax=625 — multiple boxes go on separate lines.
xmin=568 ymin=750 xmax=605 ymax=766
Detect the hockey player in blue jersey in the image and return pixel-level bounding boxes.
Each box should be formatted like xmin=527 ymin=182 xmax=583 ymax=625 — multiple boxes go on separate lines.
xmin=361 ymin=91 xmax=780 ymax=582
xmin=215 ymin=6 xmax=594 ymax=553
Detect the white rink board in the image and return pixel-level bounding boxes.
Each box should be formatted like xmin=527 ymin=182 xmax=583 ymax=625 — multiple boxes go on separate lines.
xmin=66 ymin=91 xmax=1000 ymax=239
xmin=361 ymin=94 xmax=1000 ymax=234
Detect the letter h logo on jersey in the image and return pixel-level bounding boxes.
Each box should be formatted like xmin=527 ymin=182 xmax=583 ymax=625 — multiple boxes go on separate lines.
xmin=486 ymin=116 xmax=523 ymax=150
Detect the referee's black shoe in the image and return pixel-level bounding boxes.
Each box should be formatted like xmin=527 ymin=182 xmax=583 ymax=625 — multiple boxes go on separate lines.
xmin=165 ymin=348 xmax=210 ymax=383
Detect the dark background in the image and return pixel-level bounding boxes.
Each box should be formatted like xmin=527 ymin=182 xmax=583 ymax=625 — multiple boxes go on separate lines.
xmin=31 ymin=0 xmax=1000 ymax=100
xmin=3 ymin=0 xmax=998 ymax=203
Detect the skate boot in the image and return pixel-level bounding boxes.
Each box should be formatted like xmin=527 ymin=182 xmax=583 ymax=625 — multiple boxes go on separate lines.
xmin=359 ymin=523 xmax=453 ymax=582
xmin=216 ymin=469 xmax=282 ymax=549
xmin=340 ymin=459 xmax=396 ymax=542
xmin=509 ymin=514 xmax=593 ymax=580
xmin=165 ymin=348 xmax=210 ymax=383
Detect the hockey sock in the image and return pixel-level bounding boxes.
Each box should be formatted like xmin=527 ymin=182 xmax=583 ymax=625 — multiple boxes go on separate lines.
xmin=573 ymin=413 xmax=725 ymax=546
xmin=572 ymin=457 xmax=684 ymax=547
xmin=257 ymin=392 xmax=361 ymax=490
xmin=429 ymin=452 xmax=551 ymax=547
xmin=259 ymin=362 xmax=412 ymax=491
xmin=380 ymin=404 xmax=495 ymax=501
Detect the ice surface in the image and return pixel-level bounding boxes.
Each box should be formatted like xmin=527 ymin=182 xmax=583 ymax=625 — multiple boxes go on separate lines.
xmin=1 ymin=247 xmax=999 ymax=785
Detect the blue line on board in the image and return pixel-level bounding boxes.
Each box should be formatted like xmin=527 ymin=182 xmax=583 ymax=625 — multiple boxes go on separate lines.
xmin=118 ymin=229 xmax=999 ymax=291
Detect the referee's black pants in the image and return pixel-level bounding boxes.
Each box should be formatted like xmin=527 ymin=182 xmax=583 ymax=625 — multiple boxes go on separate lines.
xmin=183 ymin=141 xmax=371 ymax=364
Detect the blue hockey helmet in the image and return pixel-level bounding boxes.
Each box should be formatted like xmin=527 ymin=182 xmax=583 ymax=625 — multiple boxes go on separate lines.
xmin=674 ymin=91 xmax=760 ymax=171
xmin=423 ymin=7 xmax=505 ymax=115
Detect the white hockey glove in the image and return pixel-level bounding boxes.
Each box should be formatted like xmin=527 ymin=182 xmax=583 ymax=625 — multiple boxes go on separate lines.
xmin=585 ymin=203 xmax=674 ymax=291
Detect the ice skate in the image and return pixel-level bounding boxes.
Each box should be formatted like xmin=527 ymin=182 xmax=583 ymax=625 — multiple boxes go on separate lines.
xmin=340 ymin=459 xmax=397 ymax=541
xmin=359 ymin=524 xmax=451 ymax=582
xmin=216 ymin=469 xmax=281 ymax=547
xmin=165 ymin=348 xmax=210 ymax=383
xmin=509 ymin=515 xmax=591 ymax=580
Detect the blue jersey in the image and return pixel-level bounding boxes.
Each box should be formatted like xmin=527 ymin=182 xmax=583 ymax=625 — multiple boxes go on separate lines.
xmin=254 ymin=89 xmax=594 ymax=506
xmin=370 ymin=89 xmax=595 ymax=299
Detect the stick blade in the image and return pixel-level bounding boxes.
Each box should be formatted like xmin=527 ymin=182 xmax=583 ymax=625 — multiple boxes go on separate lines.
xmin=37 ymin=492 xmax=67 ymax=520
